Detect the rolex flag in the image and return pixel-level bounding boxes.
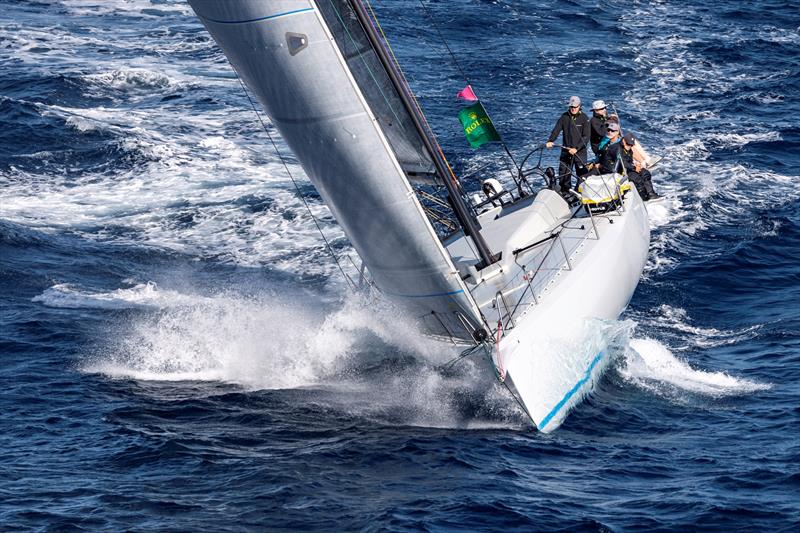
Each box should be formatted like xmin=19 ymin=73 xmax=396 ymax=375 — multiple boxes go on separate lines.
xmin=458 ymin=102 xmax=501 ymax=149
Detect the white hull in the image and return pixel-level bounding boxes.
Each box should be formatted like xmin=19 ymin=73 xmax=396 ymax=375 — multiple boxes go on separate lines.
xmin=446 ymin=185 xmax=650 ymax=431
xmin=501 ymin=190 xmax=649 ymax=431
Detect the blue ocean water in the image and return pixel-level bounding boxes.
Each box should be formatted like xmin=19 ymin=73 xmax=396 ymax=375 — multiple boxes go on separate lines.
xmin=1 ymin=0 xmax=799 ymax=530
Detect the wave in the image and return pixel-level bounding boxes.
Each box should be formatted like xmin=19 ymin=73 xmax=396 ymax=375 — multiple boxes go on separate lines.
xmin=642 ymin=156 xmax=797 ymax=275
xmin=0 ymin=219 xmax=54 ymax=246
xmin=61 ymin=0 xmax=193 ymax=18
xmin=1 ymin=99 xmax=348 ymax=275
xmin=83 ymin=69 xmax=177 ymax=92
xmin=32 ymin=282 xmax=206 ymax=310
xmin=706 ymin=131 xmax=782 ymax=149
xmin=633 ymin=305 xmax=763 ymax=350
xmin=620 ymin=337 xmax=770 ymax=397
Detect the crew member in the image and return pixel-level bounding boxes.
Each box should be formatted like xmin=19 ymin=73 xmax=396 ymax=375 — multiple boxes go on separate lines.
xmin=546 ymin=96 xmax=590 ymax=197
xmin=596 ymin=121 xmax=622 ymax=174
xmin=619 ymin=133 xmax=660 ymax=200
xmin=589 ymin=100 xmax=608 ymax=155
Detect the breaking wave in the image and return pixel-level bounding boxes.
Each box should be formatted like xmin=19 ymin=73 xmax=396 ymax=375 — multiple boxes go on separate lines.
xmin=32 ymin=282 xmax=207 ymax=310
xmin=621 ymin=337 xmax=770 ymax=397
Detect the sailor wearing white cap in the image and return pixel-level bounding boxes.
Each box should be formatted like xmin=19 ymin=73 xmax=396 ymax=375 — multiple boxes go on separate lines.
xmin=590 ymin=99 xmax=609 ymax=155
xmin=545 ymin=96 xmax=590 ymax=198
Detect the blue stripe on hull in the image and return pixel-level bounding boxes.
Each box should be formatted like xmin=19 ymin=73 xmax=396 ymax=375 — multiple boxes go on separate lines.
xmin=538 ymin=350 xmax=606 ymax=430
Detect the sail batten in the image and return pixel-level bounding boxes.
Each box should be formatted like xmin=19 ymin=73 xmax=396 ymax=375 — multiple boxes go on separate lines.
xmin=188 ymin=0 xmax=486 ymax=340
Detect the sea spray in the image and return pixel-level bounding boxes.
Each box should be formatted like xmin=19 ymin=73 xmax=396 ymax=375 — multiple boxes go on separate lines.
xmin=621 ymin=337 xmax=770 ymax=397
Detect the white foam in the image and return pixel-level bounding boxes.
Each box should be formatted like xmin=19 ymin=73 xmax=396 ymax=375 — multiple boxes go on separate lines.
xmin=65 ymin=115 xmax=100 ymax=133
xmin=652 ymin=305 xmax=761 ymax=349
xmin=83 ymin=69 xmax=177 ymax=91
xmin=707 ymin=131 xmax=782 ymax=149
xmin=621 ymin=337 xmax=769 ymax=396
xmin=671 ymin=111 xmax=718 ymax=122
xmin=1 ymin=100 xmax=347 ymax=275
xmin=33 ymin=282 xmax=207 ymax=310
xmin=746 ymin=93 xmax=785 ymax=105
xmin=61 ymin=0 xmax=193 ymax=18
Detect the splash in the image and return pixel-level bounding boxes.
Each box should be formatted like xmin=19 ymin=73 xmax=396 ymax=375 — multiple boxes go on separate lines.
xmin=652 ymin=305 xmax=762 ymax=349
xmin=78 ymin=285 xmax=523 ymax=428
xmin=33 ymin=281 xmax=207 ymax=310
xmin=83 ymin=289 xmax=447 ymax=388
xmin=620 ymin=337 xmax=770 ymax=396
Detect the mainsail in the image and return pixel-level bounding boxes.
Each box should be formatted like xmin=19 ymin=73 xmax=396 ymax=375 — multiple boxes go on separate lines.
xmin=188 ymin=0 xmax=488 ymax=340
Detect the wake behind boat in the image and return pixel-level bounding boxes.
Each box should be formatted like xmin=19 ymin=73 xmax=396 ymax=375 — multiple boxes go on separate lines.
xmin=187 ymin=0 xmax=650 ymax=431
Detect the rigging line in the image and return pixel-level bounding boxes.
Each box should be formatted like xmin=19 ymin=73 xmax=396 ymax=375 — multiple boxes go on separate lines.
xmin=416 ymin=0 xmax=521 ymax=176
xmin=364 ymin=2 xmax=434 ymax=128
xmin=368 ymin=0 xmax=458 ymax=191
xmin=362 ymin=0 xmax=453 ymax=182
xmin=351 ymin=0 xmax=494 ymax=267
xmin=461 ymin=341 xmax=532 ymax=421
xmin=416 ymin=0 xmax=469 ymax=85
xmin=324 ymin=0 xmax=405 ymax=126
xmin=361 ymin=0 xmax=483 ymax=223
xmin=367 ymin=0 xmax=449 ymax=181
xmin=232 ymin=73 xmax=357 ymax=291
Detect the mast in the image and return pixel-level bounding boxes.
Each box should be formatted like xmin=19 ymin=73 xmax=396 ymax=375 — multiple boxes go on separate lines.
xmin=348 ymin=0 xmax=496 ymax=267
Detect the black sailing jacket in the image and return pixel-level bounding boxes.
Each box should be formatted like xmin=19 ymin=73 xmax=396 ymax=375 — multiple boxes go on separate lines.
xmin=548 ymin=111 xmax=590 ymax=152
xmin=590 ymin=115 xmax=607 ymax=154
xmin=599 ymin=139 xmax=621 ymax=174
xmin=600 ymin=140 xmax=637 ymax=175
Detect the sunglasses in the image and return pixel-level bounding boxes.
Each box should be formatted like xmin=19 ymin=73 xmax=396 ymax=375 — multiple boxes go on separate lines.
xmin=569 ymin=105 xmax=580 ymax=109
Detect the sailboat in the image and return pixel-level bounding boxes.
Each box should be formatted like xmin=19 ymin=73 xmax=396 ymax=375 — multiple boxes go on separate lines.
xmin=187 ymin=0 xmax=650 ymax=432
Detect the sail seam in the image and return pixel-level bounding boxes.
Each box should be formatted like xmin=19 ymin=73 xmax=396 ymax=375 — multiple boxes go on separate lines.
xmin=271 ymin=110 xmax=367 ymax=125
xmin=197 ymin=7 xmax=315 ymax=25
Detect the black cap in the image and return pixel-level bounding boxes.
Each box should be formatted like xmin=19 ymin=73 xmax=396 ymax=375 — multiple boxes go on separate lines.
xmin=623 ymin=132 xmax=636 ymax=145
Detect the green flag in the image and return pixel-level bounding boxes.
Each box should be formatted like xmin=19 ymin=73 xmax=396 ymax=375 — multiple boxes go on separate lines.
xmin=458 ymin=102 xmax=501 ymax=149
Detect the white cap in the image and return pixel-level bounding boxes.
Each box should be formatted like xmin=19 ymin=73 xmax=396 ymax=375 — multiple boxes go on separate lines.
xmin=592 ymin=99 xmax=607 ymax=111
xmin=568 ymin=95 xmax=581 ymax=107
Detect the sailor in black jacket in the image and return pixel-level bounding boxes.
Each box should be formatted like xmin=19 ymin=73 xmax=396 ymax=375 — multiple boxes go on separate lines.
xmin=597 ymin=121 xmax=622 ymax=174
xmin=589 ymin=99 xmax=608 ymax=155
xmin=546 ymin=96 xmax=590 ymax=197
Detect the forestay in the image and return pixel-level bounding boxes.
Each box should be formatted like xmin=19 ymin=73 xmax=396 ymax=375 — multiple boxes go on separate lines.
xmin=188 ymin=0 xmax=486 ymax=340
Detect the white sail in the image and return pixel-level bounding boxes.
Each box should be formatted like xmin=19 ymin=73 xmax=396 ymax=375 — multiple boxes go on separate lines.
xmin=188 ymin=0 xmax=486 ymax=340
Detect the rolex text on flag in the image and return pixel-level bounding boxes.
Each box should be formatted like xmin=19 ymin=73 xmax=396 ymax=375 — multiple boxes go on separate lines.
xmin=458 ymin=102 xmax=501 ymax=149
